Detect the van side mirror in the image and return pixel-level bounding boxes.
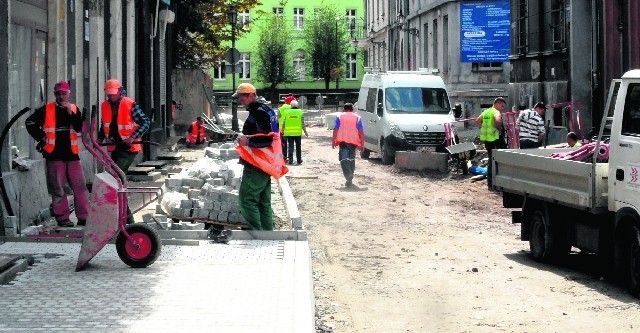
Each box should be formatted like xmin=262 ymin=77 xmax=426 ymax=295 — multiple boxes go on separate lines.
xmin=454 ymin=104 xmax=463 ymax=118
xmin=377 ymin=103 xmax=384 ymax=117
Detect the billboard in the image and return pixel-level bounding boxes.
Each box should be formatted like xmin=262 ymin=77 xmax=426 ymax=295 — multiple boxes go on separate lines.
xmin=460 ymin=1 xmax=510 ymax=62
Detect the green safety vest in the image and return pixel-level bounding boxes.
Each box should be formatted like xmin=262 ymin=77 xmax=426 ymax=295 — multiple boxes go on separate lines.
xmin=480 ymin=107 xmax=500 ymax=142
xmin=283 ymin=108 xmax=303 ymax=136
xmin=278 ymin=104 xmax=292 ymax=130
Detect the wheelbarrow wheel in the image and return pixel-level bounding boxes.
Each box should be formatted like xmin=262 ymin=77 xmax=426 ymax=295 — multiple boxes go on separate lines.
xmin=116 ymin=224 xmax=162 ymax=268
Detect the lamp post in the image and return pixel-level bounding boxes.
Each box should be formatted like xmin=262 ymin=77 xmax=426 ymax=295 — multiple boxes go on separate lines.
xmin=335 ymin=16 xmax=340 ymax=89
xmin=227 ymin=5 xmax=239 ymax=131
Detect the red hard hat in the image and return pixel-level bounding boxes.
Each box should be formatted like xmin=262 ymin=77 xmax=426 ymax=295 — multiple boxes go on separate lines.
xmin=105 ymin=79 xmax=122 ymax=95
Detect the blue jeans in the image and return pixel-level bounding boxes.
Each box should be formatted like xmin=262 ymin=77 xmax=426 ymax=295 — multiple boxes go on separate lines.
xmin=338 ymin=143 xmax=357 ymax=181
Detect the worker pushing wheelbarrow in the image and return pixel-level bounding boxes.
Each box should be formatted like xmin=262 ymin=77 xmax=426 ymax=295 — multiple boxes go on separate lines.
xmin=75 ymin=108 xmax=163 ymax=271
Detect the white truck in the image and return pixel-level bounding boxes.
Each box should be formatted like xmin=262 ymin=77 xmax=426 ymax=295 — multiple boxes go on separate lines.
xmin=494 ymin=70 xmax=640 ymax=295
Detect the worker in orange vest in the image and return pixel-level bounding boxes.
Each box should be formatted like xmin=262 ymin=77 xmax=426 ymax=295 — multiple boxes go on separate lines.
xmin=185 ymin=117 xmax=207 ymax=147
xmin=26 ymin=81 xmax=89 ymax=227
xmin=99 ymin=79 xmax=150 ymax=223
xmin=332 ymin=103 xmax=365 ymax=187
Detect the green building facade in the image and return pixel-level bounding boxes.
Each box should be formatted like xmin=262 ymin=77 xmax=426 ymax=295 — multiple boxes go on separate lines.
xmin=212 ymin=0 xmax=365 ymax=97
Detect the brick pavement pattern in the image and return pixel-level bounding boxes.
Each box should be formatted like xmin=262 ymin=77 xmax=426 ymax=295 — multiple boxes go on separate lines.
xmin=0 ymin=240 xmax=313 ymax=333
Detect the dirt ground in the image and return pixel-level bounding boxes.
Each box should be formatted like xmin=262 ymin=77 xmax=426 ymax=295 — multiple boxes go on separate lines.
xmin=285 ymin=126 xmax=640 ymax=333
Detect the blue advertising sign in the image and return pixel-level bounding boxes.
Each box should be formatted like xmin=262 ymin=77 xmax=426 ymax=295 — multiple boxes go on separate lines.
xmin=460 ymin=1 xmax=510 ymax=62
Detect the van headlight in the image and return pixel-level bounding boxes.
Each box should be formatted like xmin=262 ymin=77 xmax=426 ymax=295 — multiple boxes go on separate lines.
xmin=389 ymin=122 xmax=405 ymax=139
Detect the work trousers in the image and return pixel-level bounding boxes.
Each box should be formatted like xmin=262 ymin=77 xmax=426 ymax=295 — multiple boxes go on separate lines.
xmin=286 ymin=136 xmax=302 ymax=164
xmin=484 ymin=139 xmax=505 ymax=190
xmin=46 ymin=160 xmax=89 ymax=222
xmin=281 ymin=133 xmax=287 ymax=159
xmin=239 ymin=165 xmax=274 ymax=231
xmin=111 ymin=150 xmax=138 ymax=223
xmin=339 ymin=143 xmax=357 ymax=182
xmin=519 ymin=139 xmax=540 ymax=149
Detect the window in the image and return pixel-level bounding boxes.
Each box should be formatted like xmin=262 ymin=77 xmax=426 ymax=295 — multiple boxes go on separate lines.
xmin=423 ymin=23 xmax=428 ymax=68
xmin=239 ymin=53 xmax=251 ymax=79
xmin=213 ymin=61 xmax=226 ymax=80
xmin=293 ymin=8 xmax=304 ymax=30
xmin=621 ymin=84 xmax=640 ymax=137
xmin=516 ymin=0 xmax=528 ymax=54
xmin=273 ymin=7 xmax=283 ymax=16
xmin=346 ymin=53 xmax=357 ymax=79
xmin=293 ymin=50 xmax=305 ymax=80
xmin=239 ymin=10 xmax=250 ymax=27
xmin=366 ymin=88 xmax=377 ymax=113
xmin=472 ymin=62 xmax=503 ymax=71
xmin=443 ymin=15 xmax=449 ymax=72
xmin=432 ymin=19 xmax=438 ymax=69
xmin=346 ymin=9 xmax=357 ymax=37
xmin=384 ymin=88 xmax=451 ymax=114
xmin=550 ymin=0 xmax=566 ymax=51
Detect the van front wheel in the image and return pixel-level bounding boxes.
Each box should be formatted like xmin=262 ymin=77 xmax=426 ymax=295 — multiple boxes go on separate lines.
xmin=381 ymin=140 xmax=395 ymax=165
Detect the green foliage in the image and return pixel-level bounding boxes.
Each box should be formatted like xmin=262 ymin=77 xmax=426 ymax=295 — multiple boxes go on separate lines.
xmin=173 ymin=0 xmax=260 ymax=69
xmin=255 ymin=14 xmax=295 ymax=98
xmin=302 ymin=3 xmax=350 ymax=90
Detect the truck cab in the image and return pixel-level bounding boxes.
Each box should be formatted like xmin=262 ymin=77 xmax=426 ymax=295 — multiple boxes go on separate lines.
xmin=355 ymin=69 xmax=455 ymax=164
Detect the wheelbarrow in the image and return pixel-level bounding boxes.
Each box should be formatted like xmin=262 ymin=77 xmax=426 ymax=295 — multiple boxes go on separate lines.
xmin=444 ymin=123 xmax=476 ymax=175
xmin=76 ymin=109 xmax=163 ymax=271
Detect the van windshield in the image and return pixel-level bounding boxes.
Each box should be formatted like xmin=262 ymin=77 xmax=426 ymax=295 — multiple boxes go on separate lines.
xmin=385 ymin=88 xmax=451 ymax=114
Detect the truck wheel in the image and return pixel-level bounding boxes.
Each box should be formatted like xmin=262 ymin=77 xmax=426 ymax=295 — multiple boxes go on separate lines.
xmin=116 ymin=224 xmax=162 ymax=268
xmin=528 ymin=205 xmax=570 ymax=262
xmin=360 ymin=148 xmax=371 ymax=159
xmin=629 ymin=226 xmax=640 ymax=297
xmin=380 ymin=140 xmax=395 ymax=165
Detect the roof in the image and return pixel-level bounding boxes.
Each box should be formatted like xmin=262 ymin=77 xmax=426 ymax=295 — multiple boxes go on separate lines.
xmin=622 ymin=69 xmax=640 ymax=79
xmin=361 ymin=73 xmax=446 ymax=89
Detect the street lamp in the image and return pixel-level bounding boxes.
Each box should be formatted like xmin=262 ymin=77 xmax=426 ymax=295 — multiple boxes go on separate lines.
xmin=227 ymin=5 xmax=239 ymax=131
xmin=335 ymin=16 xmax=340 ymax=89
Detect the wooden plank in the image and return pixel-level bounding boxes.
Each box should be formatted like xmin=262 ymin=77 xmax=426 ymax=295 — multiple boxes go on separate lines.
xmin=127 ymin=166 xmax=156 ymax=175
xmin=137 ymin=160 xmax=168 ymax=169
xmin=157 ymin=152 xmax=183 ymax=160
xmin=0 ymin=255 xmax=20 ymax=271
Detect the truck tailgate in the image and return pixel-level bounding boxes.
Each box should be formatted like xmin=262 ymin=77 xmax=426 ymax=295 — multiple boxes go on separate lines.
xmin=493 ymin=148 xmax=608 ymax=210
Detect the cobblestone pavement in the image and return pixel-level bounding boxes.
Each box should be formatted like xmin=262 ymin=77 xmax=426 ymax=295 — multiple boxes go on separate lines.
xmin=0 ymin=240 xmax=313 ymax=332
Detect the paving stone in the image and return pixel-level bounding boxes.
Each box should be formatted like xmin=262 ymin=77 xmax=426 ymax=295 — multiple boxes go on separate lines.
xmin=188 ymin=189 xmax=201 ymax=200
xmin=208 ymin=210 xmax=219 ymax=220
xmin=165 ymin=178 xmax=182 ymax=188
xmin=213 ymin=202 xmax=221 ymax=211
xmin=180 ymin=200 xmax=194 ymax=209
xmin=217 ymin=211 xmax=229 ymax=222
xmin=178 ymin=186 xmax=190 ymax=194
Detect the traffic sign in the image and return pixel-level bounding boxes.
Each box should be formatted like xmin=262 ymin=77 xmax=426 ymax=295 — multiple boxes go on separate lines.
xmin=315 ymin=95 xmax=324 ymax=106
xmin=225 ymin=48 xmax=241 ymax=64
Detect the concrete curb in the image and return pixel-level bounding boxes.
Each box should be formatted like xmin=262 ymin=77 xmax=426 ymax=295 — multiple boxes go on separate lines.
xmin=0 ymin=258 xmax=29 ymax=285
xmin=277 ymin=176 xmax=304 ymax=230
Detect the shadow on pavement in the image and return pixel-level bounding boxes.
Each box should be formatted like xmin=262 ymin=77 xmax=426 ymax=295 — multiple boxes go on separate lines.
xmin=504 ymin=251 xmax=639 ymax=304
xmin=337 ymin=185 xmax=368 ymax=192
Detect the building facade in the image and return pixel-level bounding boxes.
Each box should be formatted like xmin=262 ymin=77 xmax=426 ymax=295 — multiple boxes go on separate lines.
xmin=364 ymin=0 xmax=511 ymax=120
xmin=0 ymin=0 xmax=175 ymax=232
xmin=211 ymin=0 xmax=365 ymax=98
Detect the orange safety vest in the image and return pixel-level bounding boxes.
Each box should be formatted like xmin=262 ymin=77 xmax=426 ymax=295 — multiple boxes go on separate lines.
xmin=236 ymin=133 xmax=289 ymax=179
xmin=101 ymin=97 xmax=142 ymax=152
xmin=334 ymin=112 xmax=362 ymax=146
xmin=187 ymin=121 xmax=207 ymax=144
xmin=43 ymin=102 xmax=80 ymax=155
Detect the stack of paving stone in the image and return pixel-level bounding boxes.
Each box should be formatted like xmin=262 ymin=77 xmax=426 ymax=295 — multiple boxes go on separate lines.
xmin=161 ymin=146 xmax=246 ymax=225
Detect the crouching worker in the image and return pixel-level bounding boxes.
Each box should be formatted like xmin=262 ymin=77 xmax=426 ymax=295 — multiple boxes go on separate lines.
xmin=26 ymin=81 xmax=89 ymax=227
xmin=185 ymin=117 xmax=208 ymax=147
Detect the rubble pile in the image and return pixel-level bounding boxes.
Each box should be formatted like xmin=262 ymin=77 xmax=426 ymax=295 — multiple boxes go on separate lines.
xmin=160 ymin=143 xmax=245 ymax=225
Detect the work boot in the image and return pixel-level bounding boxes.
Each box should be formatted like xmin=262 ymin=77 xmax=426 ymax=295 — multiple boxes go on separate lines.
xmin=345 ymin=179 xmax=352 ymax=187
xmin=77 ymin=218 xmax=86 ymax=226
xmin=212 ymin=230 xmax=230 ymax=244
xmin=57 ymin=219 xmax=74 ymax=228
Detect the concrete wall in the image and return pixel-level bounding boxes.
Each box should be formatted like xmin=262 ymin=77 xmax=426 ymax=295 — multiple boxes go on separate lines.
xmin=171 ymin=69 xmax=213 ymax=133
xmin=3 ymin=160 xmax=51 ymax=231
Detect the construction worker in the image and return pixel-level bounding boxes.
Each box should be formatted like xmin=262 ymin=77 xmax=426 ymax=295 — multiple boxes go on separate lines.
xmin=26 ymin=81 xmax=89 ymax=227
xmin=185 ymin=116 xmax=207 ymax=147
xmin=278 ymin=94 xmax=296 ymax=155
xmin=281 ymin=100 xmax=309 ymax=165
xmin=517 ymin=102 xmax=546 ymax=149
xmin=475 ymin=97 xmax=507 ymax=190
xmin=234 ymin=83 xmax=288 ymax=231
xmin=332 ymin=103 xmax=364 ymax=187
xmin=99 ymin=79 xmax=150 ymax=223
xmin=567 ymin=132 xmax=582 ymax=148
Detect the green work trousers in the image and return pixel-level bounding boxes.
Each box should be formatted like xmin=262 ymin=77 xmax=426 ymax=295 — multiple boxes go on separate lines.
xmin=111 ymin=149 xmax=138 ymax=223
xmin=239 ymin=165 xmax=274 ymax=231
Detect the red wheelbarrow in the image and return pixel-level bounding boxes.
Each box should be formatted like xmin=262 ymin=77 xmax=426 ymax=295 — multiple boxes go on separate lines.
xmin=76 ymin=110 xmax=163 ymax=271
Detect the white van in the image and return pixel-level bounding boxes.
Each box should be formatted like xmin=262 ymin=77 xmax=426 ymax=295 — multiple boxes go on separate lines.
xmin=355 ymin=69 xmax=455 ymax=164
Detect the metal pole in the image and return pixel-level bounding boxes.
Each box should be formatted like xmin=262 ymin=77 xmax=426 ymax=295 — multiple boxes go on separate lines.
xmin=231 ymin=21 xmax=239 ymax=131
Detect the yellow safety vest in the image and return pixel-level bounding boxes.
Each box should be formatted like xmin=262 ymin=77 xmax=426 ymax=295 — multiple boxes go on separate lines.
xmin=278 ymin=104 xmax=292 ymax=132
xmin=480 ymin=107 xmax=500 ymax=142
xmin=283 ymin=108 xmax=303 ymax=136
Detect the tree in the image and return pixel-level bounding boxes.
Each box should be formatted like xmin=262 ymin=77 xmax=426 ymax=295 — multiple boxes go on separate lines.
xmin=302 ymin=4 xmax=350 ymax=90
xmin=255 ymin=13 xmax=295 ymax=101
xmin=172 ymin=0 xmax=260 ymax=68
